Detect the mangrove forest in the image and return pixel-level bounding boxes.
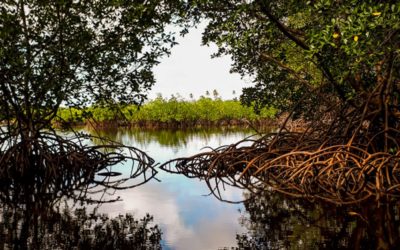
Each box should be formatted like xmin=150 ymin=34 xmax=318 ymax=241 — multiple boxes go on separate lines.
xmin=1 ymin=0 xmax=400 ymax=249
xmin=55 ymin=96 xmax=276 ymax=128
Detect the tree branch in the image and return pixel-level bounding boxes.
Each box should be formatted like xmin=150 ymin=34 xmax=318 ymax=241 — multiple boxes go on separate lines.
xmin=260 ymin=53 xmax=313 ymax=89
xmin=257 ymin=1 xmax=309 ymax=50
xmin=256 ymin=0 xmax=348 ymax=103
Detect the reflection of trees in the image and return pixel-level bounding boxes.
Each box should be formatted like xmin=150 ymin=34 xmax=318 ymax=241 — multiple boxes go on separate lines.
xmin=87 ymin=127 xmax=254 ymax=148
xmin=0 ymin=204 xmax=162 ymax=249
xmin=0 ymin=131 xmax=157 ymax=248
xmin=236 ymin=191 xmax=400 ymax=250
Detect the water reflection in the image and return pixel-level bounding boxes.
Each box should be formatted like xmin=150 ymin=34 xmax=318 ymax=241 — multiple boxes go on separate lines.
xmin=86 ymin=127 xmax=253 ymax=250
xmin=87 ymin=127 xmax=255 ymax=148
xmin=0 ymin=204 xmax=162 ymax=249
xmin=0 ymin=127 xmax=158 ymax=249
xmin=4 ymin=126 xmax=398 ymax=249
xmin=0 ymin=127 xmax=253 ymax=249
xmin=237 ymin=191 xmax=400 ymax=250
xmin=84 ymin=127 xmax=400 ymax=250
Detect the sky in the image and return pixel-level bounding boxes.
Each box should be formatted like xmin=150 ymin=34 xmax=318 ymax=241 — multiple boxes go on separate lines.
xmin=149 ymin=23 xmax=251 ymax=100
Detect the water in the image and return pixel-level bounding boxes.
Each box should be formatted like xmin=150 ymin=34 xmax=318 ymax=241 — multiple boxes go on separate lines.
xmin=86 ymin=127 xmax=256 ymax=250
xmin=1 ymin=127 xmax=400 ymax=249
xmin=86 ymin=127 xmax=400 ymax=250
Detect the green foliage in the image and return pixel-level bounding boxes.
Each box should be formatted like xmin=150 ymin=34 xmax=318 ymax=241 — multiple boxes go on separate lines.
xmin=56 ymin=96 xmax=276 ymax=124
xmin=306 ymin=2 xmax=400 ymax=90
xmin=187 ymin=0 xmax=400 ymax=118
xmin=57 ymin=108 xmax=84 ymax=123
xmin=0 ymin=0 xmax=185 ymax=132
xmin=141 ymin=96 xmax=277 ymax=122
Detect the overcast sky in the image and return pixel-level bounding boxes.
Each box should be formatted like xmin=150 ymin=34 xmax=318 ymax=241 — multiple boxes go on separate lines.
xmin=149 ymin=23 xmax=251 ymax=100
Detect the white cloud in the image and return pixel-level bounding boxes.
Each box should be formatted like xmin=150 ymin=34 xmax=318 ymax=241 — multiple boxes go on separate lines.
xmin=91 ymin=179 xmax=245 ymax=250
xmin=151 ymin=22 xmax=250 ymax=100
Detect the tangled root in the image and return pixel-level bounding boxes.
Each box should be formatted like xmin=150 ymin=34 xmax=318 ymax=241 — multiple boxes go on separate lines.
xmin=161 ymin=83 xmax=400 ymax=204
xmin=0 ymin=130 xmax=156 ymax=209
xmin=161 ymin=133 xmax=400 ymax=204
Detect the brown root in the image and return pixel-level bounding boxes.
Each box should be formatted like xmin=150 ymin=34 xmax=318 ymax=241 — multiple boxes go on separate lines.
xmin=160 ymin=82 xmax=400 ymax=204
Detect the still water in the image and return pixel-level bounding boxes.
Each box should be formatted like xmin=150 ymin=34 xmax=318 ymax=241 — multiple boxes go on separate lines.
xmin=86 ymin=128 xmax=254 ymax=250
xmin=85 ymin=127 xmax=400 ymax=250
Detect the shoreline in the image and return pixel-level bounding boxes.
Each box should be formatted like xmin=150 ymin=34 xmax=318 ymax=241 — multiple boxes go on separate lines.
xmin=53 ymin=118 xmax=277 ymax=130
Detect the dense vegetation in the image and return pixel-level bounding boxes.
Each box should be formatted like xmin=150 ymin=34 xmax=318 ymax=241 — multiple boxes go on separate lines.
xmin=56 ymin=96 xmax=276 ymax=127
xmin=163 ymin=0 xmax=400 ymax=205
xmin=191 ymin=0 xmax=400 ymax=118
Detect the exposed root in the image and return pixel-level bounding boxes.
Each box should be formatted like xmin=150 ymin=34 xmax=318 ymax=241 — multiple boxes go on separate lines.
xmin=160 ymin=81 xmax=400 ymax=204
xmin=0 ymin=130 xmax=156 ymax=210
xmin=161 ymin=134 xmax=400 ymax=204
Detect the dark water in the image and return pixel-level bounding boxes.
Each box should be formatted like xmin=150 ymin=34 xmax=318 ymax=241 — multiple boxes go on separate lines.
xmin=237 ymin=191 xmax=400 ymax=250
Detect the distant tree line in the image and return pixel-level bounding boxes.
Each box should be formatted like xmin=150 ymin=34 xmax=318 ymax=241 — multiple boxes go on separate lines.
xmin=56 ymin=95 xmax=276 ymax=126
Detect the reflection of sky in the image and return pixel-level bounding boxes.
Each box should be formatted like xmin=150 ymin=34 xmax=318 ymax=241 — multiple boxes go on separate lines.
xmin=88 ymin=129 xmax=252 ymax=249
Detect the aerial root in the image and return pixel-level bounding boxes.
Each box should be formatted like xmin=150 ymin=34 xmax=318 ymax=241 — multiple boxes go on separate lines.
xmin=0 ymin=130 xmax=156 ymax=208
xmin=160 ymin=134 xmax=400 ymax=204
